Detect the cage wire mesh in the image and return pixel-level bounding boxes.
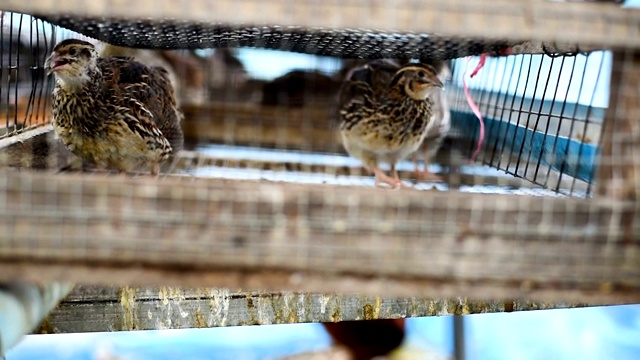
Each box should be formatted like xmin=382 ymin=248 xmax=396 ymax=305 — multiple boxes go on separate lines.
xmin=0 ymin=12 xmax=56 ymax=138
xmin=447 ymin=52 xmax=610 ymax=197
xmin=0 ymin=0 xmax=638 ymax=327
xmin=0 ymin=10 xmax=616 ymax=197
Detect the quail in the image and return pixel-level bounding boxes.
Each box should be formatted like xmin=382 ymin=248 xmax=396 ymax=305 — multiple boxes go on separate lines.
xmin=46 ymin=39 xmax=182 ymax=175
xmin=339 ymin=60 xmax=444 ymax=188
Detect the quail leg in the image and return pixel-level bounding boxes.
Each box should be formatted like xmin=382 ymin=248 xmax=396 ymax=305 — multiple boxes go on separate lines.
xmin=413 ymin=151 xmax=443 ymax=182
xmin=390 ymin=164 xmax=413 ymax=189
xmin=151 ymin=163 xmax=161 ymax=177
xmin=367 ymin=166 xmax=403 ymax=189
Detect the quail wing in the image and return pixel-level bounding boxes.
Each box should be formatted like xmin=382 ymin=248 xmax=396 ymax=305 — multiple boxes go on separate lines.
xmin=99 ymin=57 xmax=184 ymax=154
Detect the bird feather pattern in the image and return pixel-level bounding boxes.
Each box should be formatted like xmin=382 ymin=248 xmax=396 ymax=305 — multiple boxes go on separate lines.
xmin=46 ymin=39 xmax=181 ymax=175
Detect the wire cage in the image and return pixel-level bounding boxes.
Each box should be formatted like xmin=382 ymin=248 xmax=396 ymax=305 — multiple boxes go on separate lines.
xmin=0 ymin=12 xmax=614 ymax=197
xmin=447 ymin=52 xmax=609 ymax=197
xmin=0 ymin=0 xmax=638 ymax=352
xmin=0 ymin=12 xmax=56 ymax=138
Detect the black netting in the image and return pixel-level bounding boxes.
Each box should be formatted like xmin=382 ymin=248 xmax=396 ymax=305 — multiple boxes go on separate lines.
xmin=36 ymin=15 xmax=520 ymax=60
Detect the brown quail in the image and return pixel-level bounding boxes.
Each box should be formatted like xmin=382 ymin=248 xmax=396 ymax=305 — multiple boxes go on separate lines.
xmin=46 ymin=39 xmax=182 ymax=175
xmin=339 ymin=60 xmax=444 ymax=188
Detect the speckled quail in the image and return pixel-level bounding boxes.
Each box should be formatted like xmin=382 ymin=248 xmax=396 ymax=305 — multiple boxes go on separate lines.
xmin=339 ymin=60 xmax=444 ymax=188
xmin=46 ymin=39 xmax=183 ymax=175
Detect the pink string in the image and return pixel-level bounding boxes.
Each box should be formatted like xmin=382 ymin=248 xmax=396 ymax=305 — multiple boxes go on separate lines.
xmin=462 ymin=55 xmax=486 ymax=164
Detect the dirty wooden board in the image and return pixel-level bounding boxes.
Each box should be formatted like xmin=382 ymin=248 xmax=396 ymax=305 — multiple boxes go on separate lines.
xmin=0 ymin=171 xmax=638 ymax=304
xmin=38 ymin=285 xmax=607 ymax=333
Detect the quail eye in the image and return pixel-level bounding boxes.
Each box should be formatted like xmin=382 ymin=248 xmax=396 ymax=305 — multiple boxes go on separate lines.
xmin=68 ymin=48 xmax=77 ymax=56
xmin=418 ymin=71 xmax=426 ymax=78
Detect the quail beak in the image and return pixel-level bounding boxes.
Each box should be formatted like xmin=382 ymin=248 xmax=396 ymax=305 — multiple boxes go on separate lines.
xmin=44 ymin=53 xmax=67 ymax=76
xmin=44 ymin=54 xmax=55 ymax=76
xmin=419 ymin=76 xmax=444 ymax=89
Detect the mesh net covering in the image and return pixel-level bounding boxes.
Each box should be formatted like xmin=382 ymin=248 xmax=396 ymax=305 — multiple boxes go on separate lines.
xmin=36 ymin=14 xmax=524 ymax=59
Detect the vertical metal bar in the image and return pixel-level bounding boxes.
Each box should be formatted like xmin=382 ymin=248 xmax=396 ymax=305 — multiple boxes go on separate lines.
xmin=490 ymin=55 xmax=520 ymax=168
xmin=504 ymin=54 xmax=533 ymax=175
xmin=480 ymin=56 xmax=503 ymax=165
xmin=523 ymin=55 xmax=553 ymax=183
xmin=453 ymin=315 xmax=466 ymax=360
xmin=543 ymin=56 xmax=579 ymax=190
xmin=12 ymin=13 xmax=24 ymax=133
xmin=555 ymin=55 xmax=591 ymax=193
xmin=578 ymin=52 xmax=607 ymax=197
xmin=496 ymin=55 xmax=526 ymax=172
xmin=534 ymin=55 xmax=565 ymax=184
xmin=4 ymin=12 xmax=14 ymax=134
xmin=515 ymin=54 xmax=545 ymax=179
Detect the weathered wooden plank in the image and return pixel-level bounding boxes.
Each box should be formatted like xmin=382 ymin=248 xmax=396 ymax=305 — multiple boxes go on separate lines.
xmin=596 ymin=50 xmax=640 ymax=245
xmin=0 ymin=171 xmax=637 ymax=303
xmin=36 ymin=285 xmax=616 ymax=333
xmin=598 ymin=50 xmax=640 ymax=200
xmin=3 ymin=0 xmax=638 ymax=47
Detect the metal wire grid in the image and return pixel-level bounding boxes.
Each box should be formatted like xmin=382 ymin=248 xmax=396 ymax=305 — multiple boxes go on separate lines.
xmin=447 ymin=52 xmax=608 ymax=197
xmin=0 ymin=13 xmax=57 ymax=139
xmin=2 ymin=0 xmax=638 ymax=48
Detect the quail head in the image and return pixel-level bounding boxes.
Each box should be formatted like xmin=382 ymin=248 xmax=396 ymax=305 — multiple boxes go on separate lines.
xmin=339 ymin=60 xmax=444 ymax=188
xmin=46 ymin=39 xmax=182 ymax=175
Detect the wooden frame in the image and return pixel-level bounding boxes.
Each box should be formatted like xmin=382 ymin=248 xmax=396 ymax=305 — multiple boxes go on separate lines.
xmin=38 ymin=285 xmax=618 ymax=333
xmin=3 ymin=1 xmax=638 ymax=47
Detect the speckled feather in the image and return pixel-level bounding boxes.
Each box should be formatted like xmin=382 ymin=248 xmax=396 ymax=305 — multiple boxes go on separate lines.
xmin=48 ymin=39 xmax=178 ymax=173
xmin=100 ymin=56 xmax=184 ymax=153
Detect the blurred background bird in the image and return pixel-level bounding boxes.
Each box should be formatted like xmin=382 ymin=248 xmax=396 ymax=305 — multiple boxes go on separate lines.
xmin=46 ymin=39 xmax=180 ymax=175
xmin=411 ymin=60 xmax=452 ymax=182
xmin=338 ymin=60 xmax=444 ymax=188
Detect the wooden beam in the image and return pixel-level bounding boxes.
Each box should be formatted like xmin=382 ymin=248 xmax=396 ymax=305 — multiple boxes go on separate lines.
xmin=598 ymin=50 xmax=640 ymax=200
xmin=37 ymin=285 xmax=619 ymax=333
xmin=3 ymin=0 xmax=638 ymax=48
xmin=0 ymin=171 xmax=637 ymax=303
xmin=596 ymin=50 xmax=640 ymax=244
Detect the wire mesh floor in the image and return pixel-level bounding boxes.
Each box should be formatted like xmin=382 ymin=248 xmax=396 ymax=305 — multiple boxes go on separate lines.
xmin=144 ymin=145 xmax=568 ymax=197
